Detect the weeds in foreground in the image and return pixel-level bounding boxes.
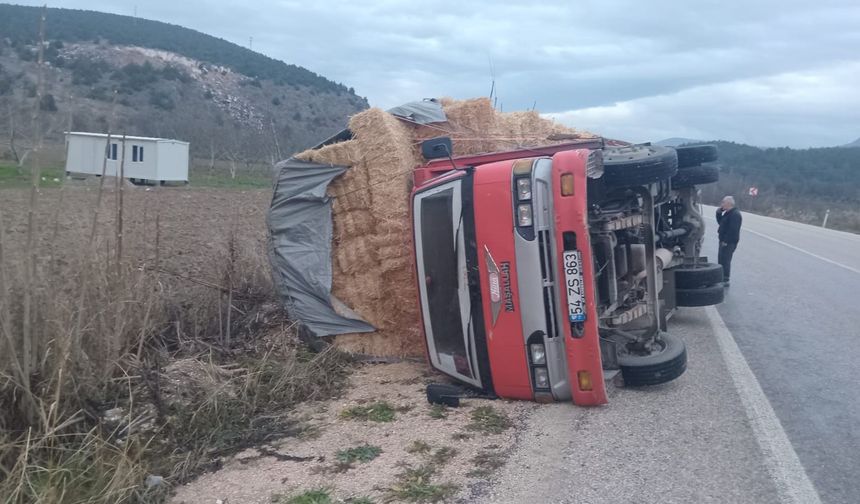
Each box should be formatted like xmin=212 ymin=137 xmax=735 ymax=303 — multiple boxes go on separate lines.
xmin=428 ymin=404 xmax=448 ymax=419
xmin=346 ymin=498 xmax=376 ymax=504
xmin=467 ymin=448 xmax=507 ymax=478
xmin=389 ymin=441 xmax=459 ymax=502
xmin=340 ymin=401 xmax=397 ymax=422
xmin=428 ymin=446 xmax=458 ymax=466
xmin=466 ymin=406 xmax=512 ymax=434
xmin=163 ymin=347 xmax=351 ymax=481
xmin=0 ymin=168 xmax=350 ymax=502
xmin=274 ymin=488 xmax=334 ymax=504
xmin=384 ymin=464 xmax=458 ymax=503
xmin=406 ymin=440 xmax=432 ymax=455
xmin=273 ymin=490 xmax=376 ymax=504
xmin=336 ymin=444 xmax=383 ymax=465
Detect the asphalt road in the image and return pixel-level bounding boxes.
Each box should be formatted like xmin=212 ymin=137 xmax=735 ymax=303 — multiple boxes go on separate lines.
xmin=477 ymin=308 xmax=783 ymax=504
xmin=479 ymin=209 xmax=859 ymax=504
xmin=704 ymin=207 xmax=860 ymax=504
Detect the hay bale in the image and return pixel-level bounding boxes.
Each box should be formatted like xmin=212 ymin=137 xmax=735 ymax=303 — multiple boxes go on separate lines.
xmin=297 ymin=98 xmax=596 ymax=357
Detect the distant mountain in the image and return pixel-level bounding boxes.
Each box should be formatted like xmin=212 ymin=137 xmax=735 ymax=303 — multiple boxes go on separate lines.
xmin=0 ymin=4 xmax=368 ymax=163
xmin=840 ymin=138 xmax=860 ymax=148
xmin=655 ymin=137 xmax=705 ymax=147
xmin=699 ymin=140 xmax=860 ymax=202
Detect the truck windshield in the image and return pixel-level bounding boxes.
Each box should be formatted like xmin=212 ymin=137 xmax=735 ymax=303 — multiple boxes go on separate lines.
xmin=419 ymin=187 xmax=473 ymax=379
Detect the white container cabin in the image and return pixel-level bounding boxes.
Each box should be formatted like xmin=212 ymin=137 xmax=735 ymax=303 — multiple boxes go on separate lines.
xmin=65 ymin=132 xmax=190 ymax=184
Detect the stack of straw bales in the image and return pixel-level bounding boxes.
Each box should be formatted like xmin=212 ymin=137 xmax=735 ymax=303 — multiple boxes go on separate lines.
xmin=295 ymin=97 xmax=596 ymax=357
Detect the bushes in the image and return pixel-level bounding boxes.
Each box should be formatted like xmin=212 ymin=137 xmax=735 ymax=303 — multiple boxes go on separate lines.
xmin=148 ymin=89 xmax=175 ymax=110
xmin=69 ymin=57 xmax=110 ymax=85
xmin=39 ymin=93 xmax=57 ymax=111
xmin=0 ymin=185 xmax=351 ymax=502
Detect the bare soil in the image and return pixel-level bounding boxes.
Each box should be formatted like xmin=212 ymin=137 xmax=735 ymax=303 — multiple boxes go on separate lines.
xmin=0 ymin=184 xmax=271 ymax=280
xmin=170 ymin=361 xmax=532 ymax=504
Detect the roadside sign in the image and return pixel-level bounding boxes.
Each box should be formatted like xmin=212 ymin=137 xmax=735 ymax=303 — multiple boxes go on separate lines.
xmin=749 ymin=186 xmax=759 ymax=197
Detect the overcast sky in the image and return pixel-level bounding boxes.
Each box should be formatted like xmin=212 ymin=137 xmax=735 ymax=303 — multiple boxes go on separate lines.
xmin=18 ymin=0 xmax=860 ymax=147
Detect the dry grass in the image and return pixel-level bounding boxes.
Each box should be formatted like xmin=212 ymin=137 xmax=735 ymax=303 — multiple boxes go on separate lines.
xmin=0 ymin=182 xmax=350 ymax=503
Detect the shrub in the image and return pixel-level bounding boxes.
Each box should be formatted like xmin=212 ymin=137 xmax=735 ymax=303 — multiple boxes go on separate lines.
xmin=148 ymin=89 xmax=175 ymax=110
xmin=39 ymin=93 xmax=57 ymax=111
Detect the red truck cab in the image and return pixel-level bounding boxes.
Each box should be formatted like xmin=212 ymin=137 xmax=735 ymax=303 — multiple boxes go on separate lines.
xmin=412 ymin=139 xmax=724 ymax=406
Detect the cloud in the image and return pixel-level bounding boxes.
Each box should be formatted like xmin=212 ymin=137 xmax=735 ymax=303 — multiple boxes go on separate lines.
xmin=547 ymin=62 xmax=860 ymax=147
xmin=17 ymin=0 xmax=860 ymax=146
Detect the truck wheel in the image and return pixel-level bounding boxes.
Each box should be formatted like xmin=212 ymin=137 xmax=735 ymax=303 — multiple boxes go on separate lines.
xmin=619 ymin=333 xmax=687 ymax=386
xmin=672 ymin=164 xmax=720 ymax=188
xmin=675 ymin=144 xmax=718 ymax=168
xmin=602 ymin=145 xmax=678 ymax=187
xmin=673 ymin=262 xmax=724 ymax=289
xmin=676 ymin=283 xmax=725 ymax=307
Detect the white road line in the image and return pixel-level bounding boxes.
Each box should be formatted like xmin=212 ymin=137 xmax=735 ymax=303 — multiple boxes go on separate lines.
xmin=744 ymin=227 xmax=860 ymax=275
xmin=705 ymin=306 xmax=822 ymax=504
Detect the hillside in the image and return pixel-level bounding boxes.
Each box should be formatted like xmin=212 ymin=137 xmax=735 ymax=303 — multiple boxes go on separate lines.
xmin=655 ymin=137 xmax=704 ymax=147
xmin=697 ymin=141 xmax=860 ymax=232
xmin=0 ymin=4 xmax=368 ymax=166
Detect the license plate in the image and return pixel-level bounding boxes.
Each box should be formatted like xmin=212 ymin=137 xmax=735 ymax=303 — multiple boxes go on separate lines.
xmin=563 ymin=250 xmax=587 ymax=322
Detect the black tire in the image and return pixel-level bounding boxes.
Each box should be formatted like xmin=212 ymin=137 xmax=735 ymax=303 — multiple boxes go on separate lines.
xmin=602 ymin=145 xmax=678 ymax=187
xmin=673 ymin=262 xmax=724 ymax=289
xmin=619 ymin=333 xmax=687 ymax=386
xmin=676 ymin=283 xmax=725 ymax=307
xmin=672 ymin=164 xmax=719 ymax=188
xmin=675 ymin=144 xmax=718 ymax=168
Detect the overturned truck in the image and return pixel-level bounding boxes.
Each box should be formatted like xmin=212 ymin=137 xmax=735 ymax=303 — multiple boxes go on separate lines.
xmin=268 ymin=98 xmax=723 ymax=406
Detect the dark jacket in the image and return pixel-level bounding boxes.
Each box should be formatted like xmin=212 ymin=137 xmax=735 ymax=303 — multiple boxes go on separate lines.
xmin=716 ymin=207 xmax=742 ymax=244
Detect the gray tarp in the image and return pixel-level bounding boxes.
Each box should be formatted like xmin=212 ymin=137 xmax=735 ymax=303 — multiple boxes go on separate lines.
xmin=267 ymin=157 xmax=375 ymax=336
xmin=267 ymin=100 xmax=448 ymax=337
xmin=387 ymin=98 xmax=447 ymax=124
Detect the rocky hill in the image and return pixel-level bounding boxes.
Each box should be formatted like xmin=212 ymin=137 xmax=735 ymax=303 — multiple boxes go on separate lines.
xmin=0 ymin=4 xmax=368 ymax=165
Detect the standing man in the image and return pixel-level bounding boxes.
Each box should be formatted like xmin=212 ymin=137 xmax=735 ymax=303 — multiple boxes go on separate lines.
xmin=716 ymin=196 xmax=742 ymax=286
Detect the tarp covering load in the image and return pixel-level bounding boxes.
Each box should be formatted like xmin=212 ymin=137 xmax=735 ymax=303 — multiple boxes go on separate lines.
xmin=269 ymin=97 xmax=596 ymax=357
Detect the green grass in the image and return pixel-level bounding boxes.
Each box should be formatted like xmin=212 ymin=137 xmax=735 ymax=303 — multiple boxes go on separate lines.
xmin=0 ymin=164 xmax=65 ymax=188
xmin=273 ymin=489 xmax=375 ymax=504
xmin=189 ymin=171 xmax=272 ymax=188
xmin=336 ymin=444 xmax=382 ymax=464
xmin=273 ymin=488 xmax=333 ymax=504
xmin=385 ymin=464 xmax=458 ymax=503
xmin=466 ymin=406 xmax=512 ymax=434
xmin=428 ymin=404 xmax=448 ymax=420
xmin=339 ymin=401 xmax=397 ymax=423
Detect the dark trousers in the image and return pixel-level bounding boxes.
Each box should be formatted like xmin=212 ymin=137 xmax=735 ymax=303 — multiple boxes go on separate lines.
xmin=718 ymin=242 xmax=738 ymax=280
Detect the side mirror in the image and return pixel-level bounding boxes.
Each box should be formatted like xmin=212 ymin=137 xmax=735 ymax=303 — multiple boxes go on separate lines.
xmin=426 ymin=383 xmax=462 ymax=407
xmin=421 ymin=137 xmax=453 ymax=160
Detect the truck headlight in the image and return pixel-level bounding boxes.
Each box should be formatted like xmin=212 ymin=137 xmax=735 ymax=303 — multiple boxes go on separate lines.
xmin=534 ymin=367 xmax=550 ymax=389
xmin=516 ymin=178 xmax=532 ymax=201
xmin=517 ymin=203 xmax=533 ymax=227
xmin=530 ymin=343 xmax=546 ymax=365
